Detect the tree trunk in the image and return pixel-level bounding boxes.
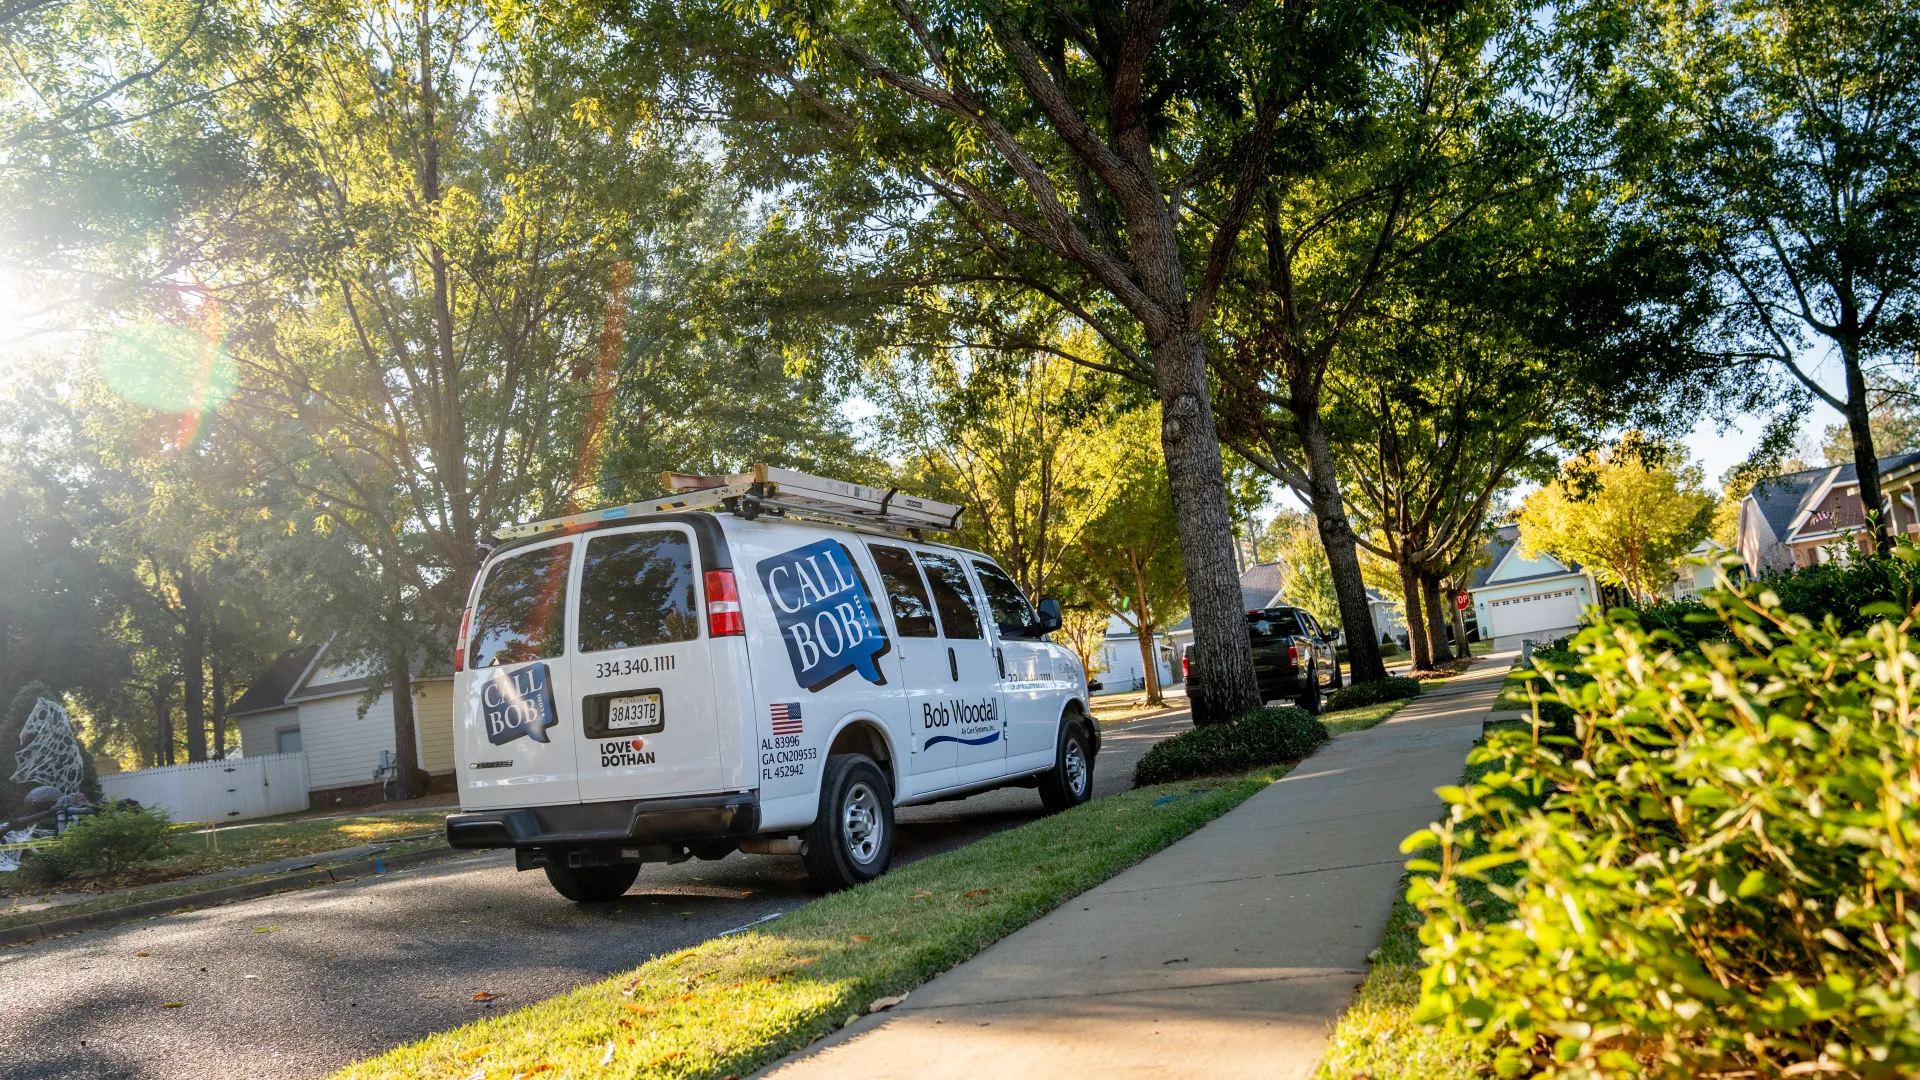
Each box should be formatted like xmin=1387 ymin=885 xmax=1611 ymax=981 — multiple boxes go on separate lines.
xmin=153 ymin=682 xmax=174 ymax=767
xmin=1154 ymin=327 xmax=1258 ymax=725
xmin=1840 ymin=339 xmax=1889 ymax=555
xmin=1134 ymin=622 xmax=1163 ymax=707
xmin=1295 ymin=374 xmax=1387 ymax=683
xmin=210 ymin=660 xmax=226 ymax=760
xmin=1421 ymin=573 xmax=1452 ymax=663
xmin=182 ymin=570 xmax=207 ymax=763
xmin=1399 ymin=561 xmax=1431 ymax=671
xmin=387 ymin=597 xmax=426 ymax=800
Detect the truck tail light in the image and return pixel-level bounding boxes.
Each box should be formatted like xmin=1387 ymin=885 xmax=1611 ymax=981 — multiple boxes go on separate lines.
xmin=454 ymin=607 xmax=471 ymax=672
xmin=705 ymin=570 xmax=744 ymax=637
xmin=1181 ymin=654 xmax=1190 ymax=678
xmin=1288 ymin=642 xmax=1299 ymax=667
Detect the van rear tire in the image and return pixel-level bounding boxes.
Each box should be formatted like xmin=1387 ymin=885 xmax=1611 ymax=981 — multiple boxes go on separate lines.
xmin=544 ymin=861 xmax=639 ymax=903
xmin=1038 ymin=718 xmax=1094 ymax=813
xmin=801 ymin=755 xmax=894 ymax=891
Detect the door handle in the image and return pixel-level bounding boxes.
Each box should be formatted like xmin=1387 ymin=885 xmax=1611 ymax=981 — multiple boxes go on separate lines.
xmin=995 ymin=647 xmax=1005 ymax=679
xmin=948 ymin=647 xmax=958 ymax=681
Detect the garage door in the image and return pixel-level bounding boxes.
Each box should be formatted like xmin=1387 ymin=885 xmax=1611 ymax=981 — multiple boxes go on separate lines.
xmin=1485 ymin=587 xmax=1582 ymax=638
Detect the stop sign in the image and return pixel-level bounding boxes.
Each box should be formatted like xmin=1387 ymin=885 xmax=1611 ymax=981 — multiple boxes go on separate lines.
xmin=1456 ymin=592 xmax=1470 ymax=611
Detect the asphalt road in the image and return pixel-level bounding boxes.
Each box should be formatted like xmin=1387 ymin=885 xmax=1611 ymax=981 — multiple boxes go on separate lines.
xmin=0 ymin=710 xmax=1190 ymax=1080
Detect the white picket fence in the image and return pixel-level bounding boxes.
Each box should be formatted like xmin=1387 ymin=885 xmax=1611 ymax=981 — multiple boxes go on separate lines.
xmin=99 ymin=753 xmax=309 ymax=824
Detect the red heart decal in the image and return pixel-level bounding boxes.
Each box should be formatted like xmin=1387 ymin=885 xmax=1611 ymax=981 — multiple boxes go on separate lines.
xmin=630 ymin=738 xmax=645 ymax=751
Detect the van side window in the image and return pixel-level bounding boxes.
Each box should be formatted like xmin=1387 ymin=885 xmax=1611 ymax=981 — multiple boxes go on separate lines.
xmin=469 ymin=544 xmax=573 ymax=668
xmin=916 ymin=552 xmax=983 ymax=640
xmin=971 ymin=560 xmax=1041 ymax=638
xmin=578 ymin=530 xmax=699 ymax=652
xmin=869 ymin=544 xmax=938 ymax=637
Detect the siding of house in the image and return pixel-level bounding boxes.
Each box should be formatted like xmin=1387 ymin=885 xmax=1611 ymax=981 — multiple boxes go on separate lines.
xmin=295 ymin=689 xmax=398 ymax=791
xmin=235 ymin=707 xmax=299 ymax=760
xmin=416 ymin=680 xmax=456 ymax=774
xmin=1739 ymin=498 xmax=1787 ymax=573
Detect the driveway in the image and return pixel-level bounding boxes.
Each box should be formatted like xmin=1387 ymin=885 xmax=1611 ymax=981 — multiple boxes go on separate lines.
xmin=0 ymin=710 xmax=1190 ymax=1080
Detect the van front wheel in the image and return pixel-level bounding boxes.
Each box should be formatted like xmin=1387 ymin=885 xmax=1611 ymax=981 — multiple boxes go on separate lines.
xmin=1038 ymin=718 xmax=1094 ymax=813
xmin=543 ymin=861 xmax=639 ymax=903
xmin=801 ymin=755 xmax=894 ymax=891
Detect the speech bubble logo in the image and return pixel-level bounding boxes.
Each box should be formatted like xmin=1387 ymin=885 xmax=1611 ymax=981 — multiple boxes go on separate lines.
xmin=756 ymin=539 xmax=891 ymax=692
xmin=479 ymin=663 xmax=557 ymax=746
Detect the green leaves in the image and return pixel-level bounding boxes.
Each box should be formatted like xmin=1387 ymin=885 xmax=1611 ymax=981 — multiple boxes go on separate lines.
xmin=1404 ymin=580 xmax=1920 ymax=1076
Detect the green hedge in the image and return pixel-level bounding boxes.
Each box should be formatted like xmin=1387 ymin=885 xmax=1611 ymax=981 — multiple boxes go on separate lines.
xmin=1407 ymin=581 xmax=1920 ymax=1076
xmin=1325 ymin=676 xmax=1422 ymax=712
xmin=1628 ymin=544 xmax=1920 ymax=649
xmin=1134 ymin=707 xmax=1328 ymax=786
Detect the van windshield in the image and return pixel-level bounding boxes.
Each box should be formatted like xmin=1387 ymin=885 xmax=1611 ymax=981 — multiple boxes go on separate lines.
xmin=470 ymin=544 xmax=573 ymax=668
xmin=578 ymin=530 xmax=699 ymax=652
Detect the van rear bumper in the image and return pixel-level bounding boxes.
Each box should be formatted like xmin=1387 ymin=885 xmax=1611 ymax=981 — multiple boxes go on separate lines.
xmin=445 ymin=792 xmax=759 ymax=850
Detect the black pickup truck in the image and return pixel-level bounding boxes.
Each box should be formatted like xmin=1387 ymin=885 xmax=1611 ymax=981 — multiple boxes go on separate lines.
xmin=1182 ymin=606 xmax=1342 ymax=715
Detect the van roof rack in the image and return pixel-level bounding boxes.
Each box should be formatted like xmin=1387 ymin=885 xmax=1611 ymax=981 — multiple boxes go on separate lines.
xmin=493 ymin=465 xmax=964 ymax=541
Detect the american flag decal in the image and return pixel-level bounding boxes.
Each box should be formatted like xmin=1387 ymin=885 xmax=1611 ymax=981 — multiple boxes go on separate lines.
xmin=770 ymin=702 xmax=804 ymax=736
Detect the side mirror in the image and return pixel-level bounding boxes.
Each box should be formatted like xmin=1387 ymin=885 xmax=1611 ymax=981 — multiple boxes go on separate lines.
xmin=1037 ymin=597 xmax=1063 ymax=633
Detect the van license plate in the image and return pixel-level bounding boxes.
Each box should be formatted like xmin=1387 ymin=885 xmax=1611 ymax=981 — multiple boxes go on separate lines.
xmin=607 ymin=693 xmax=663 ymax=730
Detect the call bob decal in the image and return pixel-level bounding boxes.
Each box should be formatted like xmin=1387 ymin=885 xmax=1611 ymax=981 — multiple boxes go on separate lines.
xmin=755 ymin=539 xmax=891 ymax=692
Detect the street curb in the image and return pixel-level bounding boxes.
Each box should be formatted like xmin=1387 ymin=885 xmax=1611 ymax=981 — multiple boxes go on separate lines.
xmin=0 ymin=845 xmax=476 ymax=947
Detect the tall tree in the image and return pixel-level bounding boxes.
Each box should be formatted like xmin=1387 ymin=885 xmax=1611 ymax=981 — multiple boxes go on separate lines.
xmin=1064 ymin=415 xmax=1189 ymax=708
xmin=605 ymin=0 xmax=1437 ymax=720
xmin=1517 ymin=438 xmax=1717 ymax=601
xmin=874 ymin=331 xmax=1128 ymax=603
xmin=1571 ymin=0 xmax=1920 ymax=553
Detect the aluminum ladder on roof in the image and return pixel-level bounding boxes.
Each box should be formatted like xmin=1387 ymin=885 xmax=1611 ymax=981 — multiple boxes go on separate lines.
xmin=493 ymin=465 xmax=963 ymax=541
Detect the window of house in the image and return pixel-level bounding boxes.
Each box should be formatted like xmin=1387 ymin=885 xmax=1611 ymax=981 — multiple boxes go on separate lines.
xmin=469 ymin=543 xmax=573 ymax=668
xmin=275 ymin=727 xmax=302 ymax=754
xmin=578 ymin=530 xmax=699 ymax=652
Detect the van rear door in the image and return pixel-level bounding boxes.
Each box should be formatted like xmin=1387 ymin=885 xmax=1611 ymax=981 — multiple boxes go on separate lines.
xmin=569 ymin=524 xmax=731 ymax=803
xmin=457 ymin=539 xmax=582 ymax=810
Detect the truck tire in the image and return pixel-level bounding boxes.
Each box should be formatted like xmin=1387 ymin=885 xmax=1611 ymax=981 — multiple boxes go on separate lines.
xmin=801 ymin=755 xmax=894 ymax=891
xmin=544 ymin=861 xmax=640 ymax=903
xmin=1296 ymin=662 xmax=1323 ymax=715
xmin=1038 ymin=717 xmax=1094 ymax=813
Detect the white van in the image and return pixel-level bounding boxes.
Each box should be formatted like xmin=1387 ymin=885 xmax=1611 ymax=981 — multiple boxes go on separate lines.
xmin=444 ymin=468 xmax=1097 ymax=901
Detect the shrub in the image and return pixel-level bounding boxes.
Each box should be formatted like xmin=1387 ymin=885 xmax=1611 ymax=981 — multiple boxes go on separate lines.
xmin=57 ymin=802 xmax=173 ymax=875
xmin=1134 ymin=707 xmax=1328 ymax=785
xmin=1325 ymin=676 xmax=1421 ymax=712
xmin=13 ymin=845 xmax=70 ymax=886
xmin=1407 ymin=582 xmax=1920 ymax=1077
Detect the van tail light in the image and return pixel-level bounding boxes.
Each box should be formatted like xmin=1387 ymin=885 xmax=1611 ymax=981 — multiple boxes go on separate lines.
xmin=705 ymin=570 xmax=745 ymax=637
xmin=1288 ymin=642 xmax=1299 ymax=668
xmin=454 ymin=607 xmax=471 ymax=672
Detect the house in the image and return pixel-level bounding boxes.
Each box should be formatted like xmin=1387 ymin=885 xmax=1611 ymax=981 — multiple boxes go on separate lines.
xmin=1738 ymin=453 xmax=1920 ymax=572
xmin=1467 ymin=524 xmax=1599 ymax=645
xmin=1669 ymin=538 xmax=1730 ymax=599
xmin=227 ymin=640 xmax=456 ymax=804
xmin=1095 ymin=614 xmax=1180 ymax=693
xmin=1367 ymin=588 xmax=1406 ymax=643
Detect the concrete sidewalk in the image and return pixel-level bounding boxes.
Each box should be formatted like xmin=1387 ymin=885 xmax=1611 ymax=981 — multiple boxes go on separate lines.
xmin=760 ymin=652 xmax=1516 ymax=1080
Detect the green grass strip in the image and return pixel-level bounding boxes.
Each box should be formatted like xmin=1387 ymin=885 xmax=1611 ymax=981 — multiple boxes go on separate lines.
xmin=1319 ymin=698 xmax=1412 ymax=738
xmin=1312 ymin=719 xmax=1534 ymax=1080
xmin=334 ymin=770 xmax=1283 ymax=1080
